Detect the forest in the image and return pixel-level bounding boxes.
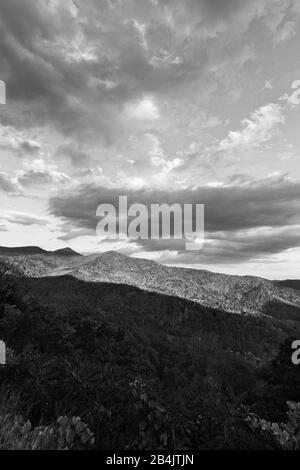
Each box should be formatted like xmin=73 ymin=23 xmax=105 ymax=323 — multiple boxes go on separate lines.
xmin=0 ymin=263 xmax=300 ymax=450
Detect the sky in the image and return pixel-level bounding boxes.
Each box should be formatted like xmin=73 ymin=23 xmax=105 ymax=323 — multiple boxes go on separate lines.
xmin=0 ymin=0 xmax=300 ymax=279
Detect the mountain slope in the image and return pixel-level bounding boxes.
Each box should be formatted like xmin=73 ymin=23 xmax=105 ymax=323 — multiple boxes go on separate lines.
xmin=3 ymin=272 xmax=300 ymax=449
xmin=1 ymin=248 xmax=300 ymax=317
xmin=66 ymin=252 xmax=300 ymax=316
xmin=276 ymin=280 xmax=300 ymax=291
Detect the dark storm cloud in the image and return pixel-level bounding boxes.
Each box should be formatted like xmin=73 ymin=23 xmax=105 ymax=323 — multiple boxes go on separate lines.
xmin=0 ymin=1 xmax=120 ymax=139
xmin=0 ymin=0 xmax=272 ymax=144
xmin=149 ymin=226 xmax=300 ymax=265
xmin=49 ymin=180 xmax=300 ymax=231
xmin=0 ymin=0 xmax=66 ymax=101
xmin=48 ymin=179 xmax=300 ymax=262
xmin=0 ymin=0 xmax=117 ymax=140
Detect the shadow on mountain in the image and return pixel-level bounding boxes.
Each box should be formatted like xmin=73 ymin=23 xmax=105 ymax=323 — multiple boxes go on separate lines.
xmin=276 ymin=280 xmax=300 ymax=291
xmin=17 ymin=274 xmax=300 ymax=363
xmin=1 ymin=271 xmax=300 ymax=449
xmin=262 ymin=299 xmax=300 ymax=322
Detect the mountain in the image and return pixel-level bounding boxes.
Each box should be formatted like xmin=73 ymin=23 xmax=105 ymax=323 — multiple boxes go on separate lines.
xmin=4 ymin=268 xmax=300 ymax=450
xmin=0 ymin=246 xmax=82 ymax=277
xmin=51 ymin=247 xmax=82 ymax=256
xmin=0 ymin=246 xmax=48 ymax=256
xmin=0 ymin=245 xmax=81 ymax=257
xmin=1 ymin=246 xmax=300 ymax=450
xmin=276 ymin=280 xmax=300 ymax=291
xmin=1 ymin=247 xmax=300 ymax=317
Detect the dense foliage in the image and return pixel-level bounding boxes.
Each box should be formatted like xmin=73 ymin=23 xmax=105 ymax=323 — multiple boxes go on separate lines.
xmin=247 ymin=401 xmax=300 ymax=450
xmin=0 ymin=264 xmax=300 ymax=449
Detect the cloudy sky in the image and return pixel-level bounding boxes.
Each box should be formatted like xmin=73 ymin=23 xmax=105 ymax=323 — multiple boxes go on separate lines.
xmin=1 ymin=0 xmax=300 ymax=278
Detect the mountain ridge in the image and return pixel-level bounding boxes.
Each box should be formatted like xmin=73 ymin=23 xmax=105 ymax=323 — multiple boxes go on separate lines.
xmin=0 ymin=245 xmax=81 ymax=257
xmin=1 ymin=246 xmax=300 ymax=317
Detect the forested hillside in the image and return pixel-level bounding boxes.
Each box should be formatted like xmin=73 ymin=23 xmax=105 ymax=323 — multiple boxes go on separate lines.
xmin=0 ymin=264 xmax=300 ymax=449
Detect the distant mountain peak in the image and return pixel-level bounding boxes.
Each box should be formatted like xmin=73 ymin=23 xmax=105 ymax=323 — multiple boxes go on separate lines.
xmin=2 ymin=245 xmax=300 ymax=316
xmin=0 ymin=245 xmax=48 ymax=255
xmin=98 ymin=251 xmax=158 ymax=267
xmin=99 ymin=250 xmax=129 ymax=260
xmin=52 ymin=247 xmax=81 ymax=256
xmin=0 ymin=245 xmax=81 ymax=257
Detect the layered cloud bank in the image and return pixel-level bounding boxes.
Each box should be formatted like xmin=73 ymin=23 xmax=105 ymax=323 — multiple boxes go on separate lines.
xmin=49 ymin=176 xmax=300 ymax=266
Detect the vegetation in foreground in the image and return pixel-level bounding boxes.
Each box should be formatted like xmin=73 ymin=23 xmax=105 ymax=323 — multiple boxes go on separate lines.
xmin=0 ymin=263 xmax=300 ymax=450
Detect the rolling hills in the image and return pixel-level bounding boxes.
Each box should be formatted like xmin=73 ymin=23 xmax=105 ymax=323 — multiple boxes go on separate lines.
xmin=0 ymin=246 xmax=300 ymax=449
xmin=1 ymin=247 xmax=300 ymax=317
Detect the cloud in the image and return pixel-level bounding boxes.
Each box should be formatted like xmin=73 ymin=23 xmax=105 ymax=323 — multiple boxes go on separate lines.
xmin=0 ymin=0 xmax=121 ymax=142
xmin=219 ymin=102 xmax=285 ymax=152
xmin=17 ymin=170 xmax=53 ymax=187
xmin=55 ymin=144 xmax=91 ymax=167
xmin=264 ymin=80 xmax=273 ymax=90
xmin=262 ymin=0 xmax=300 ymax=43
xmin=1 ymin=211 xmax=48 ymax=226
xmin=48 ymin=177 xmax=300 ymax=263
xmin=0 ymin=0 xmax=295 ymax=148
xmin=0 ymin=124 xmax=41 ymax=157
xmin=18 ymin=140 xmax=40 ymax=156
xmin=0 ymin=171 xmax=20 ymax=194
xmin=58 ymin=228 xmax=95 ymax=242
xmin=1 ymin=0 xmax=300 ymax=275
xmin=156 ymin=225 xmax=300 ymax=265
xmin=125 ymin=97 xmax=160 ymax=120
xmin=275 ymin=20 xmax=297 ymax=43
xmin=16 ymin=159 xmax=69 ymax=188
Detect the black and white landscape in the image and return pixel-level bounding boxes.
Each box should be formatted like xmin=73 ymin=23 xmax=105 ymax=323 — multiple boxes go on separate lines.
xmin=1 ymin=0 xmax=300 ymax=452
xmin=0 ymin=246 xmax=300 ymax=450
